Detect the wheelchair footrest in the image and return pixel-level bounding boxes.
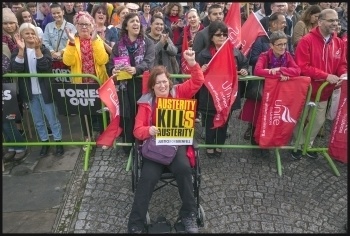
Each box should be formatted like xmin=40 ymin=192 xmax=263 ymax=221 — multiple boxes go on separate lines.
xmin=147 ymin=216 xmax=172 ymax=234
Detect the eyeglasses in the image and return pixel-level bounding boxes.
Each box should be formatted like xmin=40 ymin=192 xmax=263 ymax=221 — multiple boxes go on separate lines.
xmin=321 ymin=18 xmax=339 ymax=23
xmin=155 ymin=80 xmax=169 ymax=85
xmin=274 ymin=43 xmax=287 ymax=48
xmin=77 ymin=23 xmax=91 ymax=28
xmin=96 ymin=11 xmax=106 ymax=15
xmin=213 ymin=33 xmax=228 ymax=37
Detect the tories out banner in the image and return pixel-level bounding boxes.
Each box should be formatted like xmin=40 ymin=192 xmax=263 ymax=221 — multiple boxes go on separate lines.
xmin=51 ymin=83 xmax=101 ymax=115
xmin=181 ymin=29 xmax=191 ymax=74
xmin=328 ymin=80 xmax=347 ymax=163
xmin=2 ymin=83 xmax=21 ymax=120
xmin=224 ymin=2 xmax=242 ymax=48
xmin=52 ymin=59 xmax=71 ymax=83
xmin=254 ymin=76 xmax=311 ymax=147
xmin=96 ymin=77 xmax=122 ymax=147
xmin=204 ymin=39 xmax=238 ymax=128
xmin=241 ymin=13 xmax=268 ymax=56
xmin=156 ymin=97 xmax=196 ymax=145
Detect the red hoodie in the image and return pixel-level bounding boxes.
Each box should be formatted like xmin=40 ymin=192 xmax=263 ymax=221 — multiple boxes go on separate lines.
xmin=295 ymin=27 xmax=347 ymax=101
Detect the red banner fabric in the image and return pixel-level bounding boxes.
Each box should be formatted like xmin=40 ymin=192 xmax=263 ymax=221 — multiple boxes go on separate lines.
xmin=224 ymin=2 xmax=242 ymax=48
xmin=328 ymin=80 xmax=348 ymax=163
xmin=254 ymin=76 xmax=311 ymax=147
xmin=181 ymin=29 xmax=191 ymax=74
xmin=96 ymin=77 xmax=122 ymax=147
xmin=204 ymin=40 xmax=238 ymax=128
xmin=142 ymin=70 xmax=150 ymax=95
xmin=241 ymin=13 xmax=268 ymax=56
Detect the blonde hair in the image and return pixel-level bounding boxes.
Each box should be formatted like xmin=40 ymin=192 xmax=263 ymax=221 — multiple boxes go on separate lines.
xmin=19 ymin=22 xmax=38 ymax=37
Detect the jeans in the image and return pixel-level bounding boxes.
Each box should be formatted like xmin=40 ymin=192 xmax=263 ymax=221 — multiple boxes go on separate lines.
xmin=293 ymin=101 xmax=328 ymax=148
xmin=2 ymin=119 xmax=26 ymax=151
xmin=28 ymin=94 xmax=62 ymax=141
xmin=128 ymin=146 xmax=196 ymax=231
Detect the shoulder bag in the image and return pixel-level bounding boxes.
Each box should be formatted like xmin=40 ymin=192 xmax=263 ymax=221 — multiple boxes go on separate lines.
xmin=141 ymin=98 xmax=178 ymax=165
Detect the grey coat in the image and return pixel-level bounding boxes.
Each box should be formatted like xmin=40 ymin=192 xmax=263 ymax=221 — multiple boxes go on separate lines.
xmin=146 ymin=34 xmax=179 ymax=74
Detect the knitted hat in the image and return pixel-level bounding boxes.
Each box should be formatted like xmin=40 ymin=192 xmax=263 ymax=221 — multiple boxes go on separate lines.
xmin=3 ymin=8 xmax=18 ymax=24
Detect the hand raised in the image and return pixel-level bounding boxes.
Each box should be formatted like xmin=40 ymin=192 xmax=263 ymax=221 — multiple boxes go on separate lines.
xmin=14 ymin=33 xmax=25 ymax=50
xmin=183 ymin=48 xmax=195 ymax=61
xmin=91 ymin=26 xmax=98 ymax=41
xmin=34 ymin=35 xmax=41 ymax=49
xmin=65 ymin=27 xmax=75 ymax=42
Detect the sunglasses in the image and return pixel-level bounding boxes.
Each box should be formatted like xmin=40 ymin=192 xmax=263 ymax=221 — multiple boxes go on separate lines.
xmin=213 ymin=33 xmax=228 ymax=37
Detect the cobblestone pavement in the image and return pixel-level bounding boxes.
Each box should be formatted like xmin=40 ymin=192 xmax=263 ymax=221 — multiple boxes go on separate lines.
xmin=53 ymin=116 xmax=348 ymax=233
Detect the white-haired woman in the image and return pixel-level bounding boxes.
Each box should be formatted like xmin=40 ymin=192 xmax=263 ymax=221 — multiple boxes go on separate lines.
xmin=63 ymin=11 xmax=109 ymax=145
xmin=11 ymin=23 xmax=64 ymax=157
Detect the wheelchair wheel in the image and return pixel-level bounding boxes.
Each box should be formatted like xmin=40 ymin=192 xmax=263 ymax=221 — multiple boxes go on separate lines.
xmin=197 ymin=204 xmax=206 ymax=228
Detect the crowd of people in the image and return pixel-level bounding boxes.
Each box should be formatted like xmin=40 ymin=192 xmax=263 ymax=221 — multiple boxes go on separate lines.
xmin=2 ymin=2 xmax=348 ymax=233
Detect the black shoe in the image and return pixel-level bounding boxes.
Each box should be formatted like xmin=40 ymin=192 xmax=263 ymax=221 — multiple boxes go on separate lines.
xmin=206 ymin=149 xmax=216 ymax=158
xmin=181 ymin=212 xmax=199 ymax=233
xmin=128 ymin=227 xmax=143 ymax=234
xmin=306 ymin=151 xmax=318 ymax=159
xmin=291 ymin=149 xmax=302 ymax=161
xmin=40 ymin=140 xmax=50 ymax=156
xmin=215 ymin=148 xmax=222 ymax=157
xmin=55 ymin=140 xmax=64 ymax=156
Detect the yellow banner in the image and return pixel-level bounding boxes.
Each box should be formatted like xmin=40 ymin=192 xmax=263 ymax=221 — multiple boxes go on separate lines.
xmin=156 ymin=97 xmax=197 ymax=145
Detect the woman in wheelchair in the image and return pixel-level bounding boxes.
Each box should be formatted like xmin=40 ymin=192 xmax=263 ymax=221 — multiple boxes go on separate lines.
xmin=127 ymin=48 xmax=204 ymax=234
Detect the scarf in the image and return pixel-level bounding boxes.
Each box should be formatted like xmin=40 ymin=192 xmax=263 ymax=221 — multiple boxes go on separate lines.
xmin=209 ymin=45 xmax=218 ymax=57
xmin=267 ymin=48 xmax=288 ymax=69
xmin=118 ymin=34 xmax=146 ymax=65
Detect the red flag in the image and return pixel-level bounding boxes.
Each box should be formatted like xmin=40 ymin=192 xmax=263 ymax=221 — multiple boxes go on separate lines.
xmin=96 ymin=77 xmax=122 ymax=147
xmin=142 ymin=70 xmax=150 ymax=94
xmin=254 ymin=76 xmax=311 ymax=147
xmin=224 ymin=2 xmax=242 ymax=48
xmin=328 ymin=80 xmax=347 ymax=163
xmin=181 ymin=28 xmax=191 ymax=74
xmin=204 ymin=39 xmax=238 ymax=128
xmin=241 ymin=13 xmax=268 ymax=56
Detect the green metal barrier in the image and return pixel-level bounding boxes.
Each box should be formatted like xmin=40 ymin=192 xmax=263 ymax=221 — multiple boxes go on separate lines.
xmin=301 ymin=81 xmax=340 ymax=176
xmin=125 ymin=74 xmax=340 ymax=177
xmin=3 ymin=73 xmax=107 ymax=171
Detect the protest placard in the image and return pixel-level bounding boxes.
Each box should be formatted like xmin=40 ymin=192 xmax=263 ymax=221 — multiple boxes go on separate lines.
xmin=155 ymin=97 xmax=196 ymax=145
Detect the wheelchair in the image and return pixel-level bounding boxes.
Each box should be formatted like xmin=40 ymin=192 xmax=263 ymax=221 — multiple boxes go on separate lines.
xmin=131 ymin=139 xmax=206 ymax=233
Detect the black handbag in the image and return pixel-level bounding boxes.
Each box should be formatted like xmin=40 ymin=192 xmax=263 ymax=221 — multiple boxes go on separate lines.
xmin=244 ymin=79 xmax=264 ymax=101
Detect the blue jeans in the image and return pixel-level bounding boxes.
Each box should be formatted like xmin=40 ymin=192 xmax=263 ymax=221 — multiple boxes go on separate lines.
xmin=28 ymin=94 xmax=62 ymax=141
xmin=2 ymin=119 xmax=26 ymax=151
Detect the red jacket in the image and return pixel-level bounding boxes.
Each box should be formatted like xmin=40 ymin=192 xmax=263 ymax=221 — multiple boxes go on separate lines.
xmin=295 ymin=27 xmax=347 ymax=101
xmin=254 ymin=49 xmax=301 ymax=77
xmin=133 ymin=63 xmax=204 ymax=140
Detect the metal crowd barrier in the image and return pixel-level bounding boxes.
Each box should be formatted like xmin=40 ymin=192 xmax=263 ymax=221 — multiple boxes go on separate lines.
xmin=2 ymin=73 xmax=339 ymax=176
xmin=2 ymin=73 xmax=107 ymax=171
xmin=299 ymin=81 xmax=340 ymax=176
xmin=124 ymin=75 xmax=340 ymax=177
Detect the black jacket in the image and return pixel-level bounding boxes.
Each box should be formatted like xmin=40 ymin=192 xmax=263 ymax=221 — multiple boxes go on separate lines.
xmin=10 ymin=46 xmax=53 ymax=104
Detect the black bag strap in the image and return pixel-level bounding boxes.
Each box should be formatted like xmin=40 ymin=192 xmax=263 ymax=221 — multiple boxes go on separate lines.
xmin=55 ymin=21 xmax=67 ymax=52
